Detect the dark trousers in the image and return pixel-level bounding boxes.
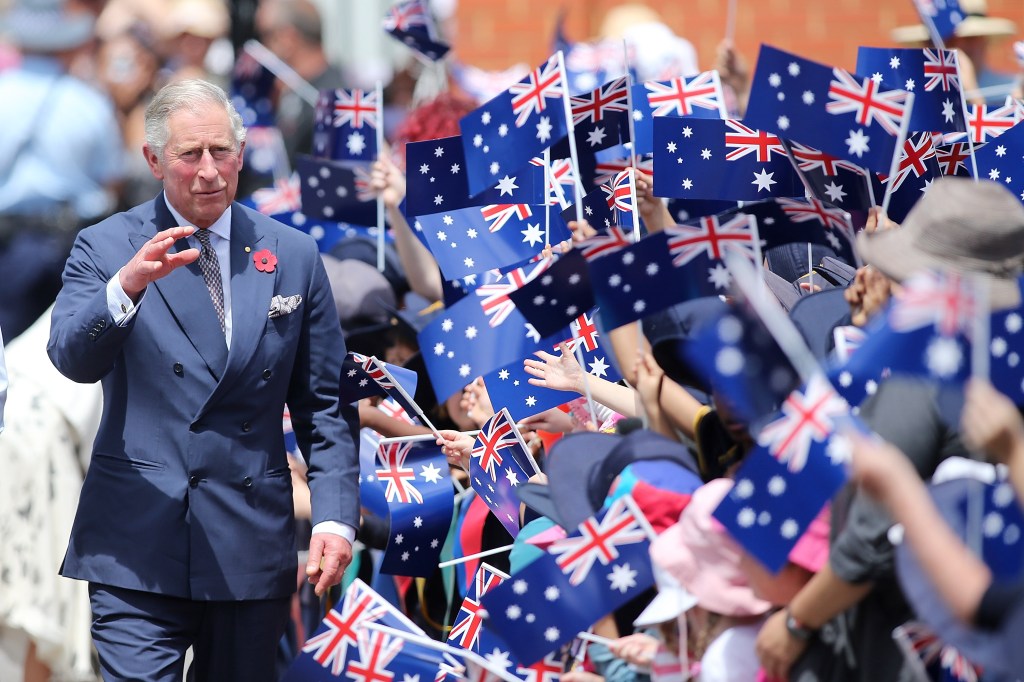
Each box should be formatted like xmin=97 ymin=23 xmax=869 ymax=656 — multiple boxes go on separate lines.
xmin=89 ymin=583 xmax=291 ymax=682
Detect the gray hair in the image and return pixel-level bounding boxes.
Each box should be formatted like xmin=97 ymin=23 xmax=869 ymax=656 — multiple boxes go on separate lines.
xmin=144 ymin=79 xmax=246 ymax=159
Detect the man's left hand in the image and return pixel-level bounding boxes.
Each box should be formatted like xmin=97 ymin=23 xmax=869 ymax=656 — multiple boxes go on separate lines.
xmin=306 ymin=533 xmax=353 ymax=597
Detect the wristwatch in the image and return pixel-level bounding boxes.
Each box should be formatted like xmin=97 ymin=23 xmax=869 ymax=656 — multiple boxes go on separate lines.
xmin=784 ymin=609 xmax=815 ymax=641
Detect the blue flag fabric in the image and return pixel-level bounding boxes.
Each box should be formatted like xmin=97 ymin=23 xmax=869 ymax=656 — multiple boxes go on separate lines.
xmin=713 ymin=376 xmax=855 ymax=572
xmin=229 ymin=50 xmax=276 ymax=128
xmin=376 ymin=438 xmax=454 ymax=577
xmin=972 ymin=119 xmax=1024 ymax=205
xmin=460 ymin=55 xmax=570 ymax=196
xmin=506 ymin=249 xmax=597 ymax=339
xmin=358 ymin=429 xmax=389 ymax=520
xmin=665 ymin=198 xmax=738 ymax=224
xmin=785 ymin=140 xmax=879 ymax=215
xmin=416 ymin=204 xmax=569 ymax=281
xmin=878 ymin=132 xmax=943 ymax=223
xmin=312 ymin=89 xmax=380 ymax=163
xmin=283 ymin=578 xmax=447 ymax=681
xmin=382 ymin=0 xmax=450 ymax=61
xmin=469 ymin=409 xmax=540 ymax=538
xmin=744 ymin=45 xmax=912 ymax=174
xmin=296 ymin=155 xmax=377 ymax=226
xmin=630 ymin=71 xmax=727 ymax=155
xmin=404 ymin=135 xmax=545 ymax=219
xmin=481 ymin=495 xmax=655 ymax=665
xmin=591 ymin=214 xmax=759 ymax=330
xmin=417 ymin=260 xmax=572 ymax=402
xmin=856 ymin=47 xmax=966 ymax=134
xmin=683 ymin=300 xmax=801 ymax=427
xmin=912 ymin=0 xmax=965 ymax=42
xmin=485 ymin=310 xmax=621 ymax=420
xmin=653 ymin=117 xmax=803 ymax=201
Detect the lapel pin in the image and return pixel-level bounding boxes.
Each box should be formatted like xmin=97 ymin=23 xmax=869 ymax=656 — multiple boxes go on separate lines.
xmin=244 ymin=246 xmax=251 ymax=253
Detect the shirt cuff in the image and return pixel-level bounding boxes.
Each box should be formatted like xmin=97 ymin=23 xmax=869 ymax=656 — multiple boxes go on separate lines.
xmin=107 ymin=270 xmax=145 ymax=326
xmin=312 ymin=521 xmax=357 ymax=544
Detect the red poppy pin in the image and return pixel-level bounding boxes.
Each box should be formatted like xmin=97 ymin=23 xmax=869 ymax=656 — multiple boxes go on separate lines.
xmin=253 ymin=248 xmax=277 ymax=273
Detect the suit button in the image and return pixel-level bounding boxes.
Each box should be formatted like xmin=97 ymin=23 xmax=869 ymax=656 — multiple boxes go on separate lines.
xmin=241 ymin=421 xmax=252 ymax=432
xmin=98 ymin=319 xmax=106 ymax=329
xmin=188 ymin=475 xmax=199 ymax=488
xmin=262 ymin=369 xmax=272 ymax=379
xmin=173 ymin=363 xmax=184 ymax=376
xmin=242 ymin=476 xmax=253 ymax=488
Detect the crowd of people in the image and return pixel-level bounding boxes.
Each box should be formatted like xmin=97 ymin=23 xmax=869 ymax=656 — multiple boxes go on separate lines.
xmin=2 ymin=0 xmax=1024 ymax=681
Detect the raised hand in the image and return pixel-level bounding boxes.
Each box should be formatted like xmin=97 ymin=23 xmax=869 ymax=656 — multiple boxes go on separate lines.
xmin=524 ymin=342 xmax=585 ymax=394
xmin=119 ymin=225 xmax=200 ymax=300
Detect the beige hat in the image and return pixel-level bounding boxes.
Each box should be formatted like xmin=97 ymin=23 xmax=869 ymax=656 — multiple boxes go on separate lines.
xmin=891 ymin=0 xmax=1016 ymax=44
xmin=856 ymin=177 xmax=1024 ymax=308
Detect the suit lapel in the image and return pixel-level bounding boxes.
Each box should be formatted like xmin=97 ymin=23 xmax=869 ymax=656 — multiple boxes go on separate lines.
xmin=216 ymin=206 xmax=278 ymax=392
xmin=135 ymin=197 xmax=228 ymax=380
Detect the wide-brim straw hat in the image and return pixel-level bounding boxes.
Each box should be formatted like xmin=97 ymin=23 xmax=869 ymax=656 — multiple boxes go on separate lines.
xmin=891 ymin=0 xmax=1016 ymax=43
xmin=856 ymin=177 xmax=1024 ymax=309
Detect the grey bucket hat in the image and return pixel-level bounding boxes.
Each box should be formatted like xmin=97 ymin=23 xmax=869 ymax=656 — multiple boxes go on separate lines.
xmin=2 ymin=0 xmax=96 ymax=53
xmin=856 ymin=177 xmax=1024 ymax=309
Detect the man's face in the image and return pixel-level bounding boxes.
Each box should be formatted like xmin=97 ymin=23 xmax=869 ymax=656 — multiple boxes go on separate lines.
xmin=144 ymin=102 xmax=244 ymax=228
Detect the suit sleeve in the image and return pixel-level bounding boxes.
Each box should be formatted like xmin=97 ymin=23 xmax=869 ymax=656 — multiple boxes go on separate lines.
xmin=48 ymin=224 xmax=138 ymax=384
xmin=286 ymin=247 xmax=361 ymax=529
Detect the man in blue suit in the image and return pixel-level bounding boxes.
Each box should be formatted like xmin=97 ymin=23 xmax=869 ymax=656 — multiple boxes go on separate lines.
xmin=48 ymin=79 xmax=360 ymax=681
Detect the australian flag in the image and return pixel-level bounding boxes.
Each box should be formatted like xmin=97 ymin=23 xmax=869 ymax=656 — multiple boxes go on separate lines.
xmin=744 ymin=45 xmax=912 ymax=174
xmin=631 ymin=71 xmax=727 ymax=155
xmin=313 ymin=88 xmax=379 ymax=163
xmin=961 ymin=100 xmax=1017 ymax=143
xmin=481 ymin=495 xmax=656 ymax=665
xmin=879 ymin=132 xmax=942 ymax=223
xmin=485 ymin=310 xmax=621 ymax=421
xmin=785 ymin=140 xmax=878 ymax=214
xmin=340 ymin=352 xmax=422 ymax=420
xmin=591 ymin=213 xmax=759 ymax=330
xmin=652 ymin=117 xmax=802 ymax=201
xmin=469 ymin=408 xmax=541 ymax=538
xmin=416 ymin=203 xmax=569 ymax=280
xmin=505 ymin=249 xmax=597 ymax=339
xmin=376 ymin=438 xmax=454 ymax=576
xmin=552 ymin=76 xmax=631 ymax=160
xmin=230 ymin=50 xmax=276 ymax=128
xmin=283 ymin=578 xmax=447 ymax=681
xmin=727 ymin=197 xmax=857 ymax=265
xmin=447 ymin=563 xmax=510 ymax=653
xmin=714 ymin=375 xmax=855 ymax=572
xmin=382 ymin=0 xmax=450 ymax=61
xmin=417 ymin=260 xmax=572 ymax=402
xmin=972 ymin=119 xmax=1024 ymax=205
xmin=251 ymin=173 xmax=302 ymax=216
xmin=856 ymin=47 xmax=966 ymax=134
xmin=460 ymin=55 xmax=570 ymax=196
xmin=935 ymin=140 xmax=975 ymax=178
xmin=297 ymin=154 xmax=377 ymax=226
xmin=912 ymin=0 xmax=965 ymax=43
xmin=404 ymin=135 xmax=545 ymax=219
xmin=683 ymin=299 xmax=801 ymax=427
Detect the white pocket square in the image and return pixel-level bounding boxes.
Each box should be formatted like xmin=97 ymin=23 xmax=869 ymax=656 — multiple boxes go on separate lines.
xmin=268 ymin=294 xmax=303 ymax=318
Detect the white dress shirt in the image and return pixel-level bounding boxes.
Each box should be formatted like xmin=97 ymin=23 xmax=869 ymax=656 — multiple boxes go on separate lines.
xmin=105 ymin=195 xmax=354 ymax=544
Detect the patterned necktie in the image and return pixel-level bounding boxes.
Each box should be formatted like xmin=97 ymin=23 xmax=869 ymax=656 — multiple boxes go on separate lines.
xmin=194 ymin=228 xmax=226 ymax=333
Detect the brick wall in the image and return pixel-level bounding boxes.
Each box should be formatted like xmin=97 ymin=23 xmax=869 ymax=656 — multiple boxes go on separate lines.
xmin=450 ymin=0 xmax=1024 ymax=80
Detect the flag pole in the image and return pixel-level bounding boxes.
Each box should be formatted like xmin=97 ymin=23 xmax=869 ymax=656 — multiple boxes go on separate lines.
xmin=375 ymin=80 xmax=387 ymax=273
xmin=243 ymin=40 xmax=320 ymax=107
xmin=725 ymin=0 xmax=738 ymax=44
xmin=543 ymin=148 xmax=552 ymax=247
xmin=967 ymin=274 xmax=990 ymax=557
xmin=953 ymin=50 xmax=980 ymax=181
xmin=437 ymin=544 xmax=515 ymax=568
xmin=626 ymin=167 xmax=641 ymax=240
xmin=880 ymin=91 xmax=915 ymax=218
xmin=623 ymin=41 xmax=639 ymax=176
xmin=556 ymin=50 xmax=586 ymax=222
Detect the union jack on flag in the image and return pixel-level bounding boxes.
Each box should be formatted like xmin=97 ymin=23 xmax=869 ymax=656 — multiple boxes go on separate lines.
xmin=482 ymin=203 xmax=533 ymax=232
xmin=476 ymin=260 xmax=550 ymax=328
xmin=382 ymin=0 xmax=449 ymax=61
xmin=881 ymin=132 xmax=942 ymax=222
xmin=376 ymin=441 xmax=423 ymax=504
xmin=593 ymin=157 xmax=653 ymax=186
xmin=570 ymin=77 xmax=629 ymax=125
xmin=549 ymin=495 xmax=650 ymax=585
xmin=602 ymin=168 xmax=635 ymax=213
xmin=777 ymin=197 xmax=851 ymax=232
xmin=643 ymin=71 xmax=724 ymax=117
xmin=724 ymin=120 xmax=787 ymax=162
xmin=923 ymin=48 xmax=960 ymax=91
xmin=333 ymin=88 xmax=379 ymax=129
xmin=888 ymin=270 xmax=975 ymax=336
xmin=346 ymin=630 xmax=403 ymax=682
xmin=893 ymin=622 xmax=982 ymax=682
xmin=936 ymin=141 xmax=972 ymax=176
xmin=517 ymin=653 xmax=564 ymax=682
xmin=564 ymin=311 xmax=601 ymax=354
xmin=578 ymin=224 xmax=632 ymax=261
xmin=251 ymin=174 xmax=301 ymax=215
xmin=965 ymin=101 xmax=1016 ymax=143
xmin=447 ymin=563 xmax=509 ymax=652
xmin=509 ymin=55 xmax=565 ymax=127
xmin=826 ymin=68 xmax=909 ymax=136
xmin=530 ymin=156 xmax=576 ymax=208
xmin=382 ymin=0 xmax=426 ymax=32
xmin=666 ymin=213 xmax=757 ymax=267
xmin=788 ymin=142 xmax=864 ymax=175
xmin=471 ymin=408 xmax=522 ymax=481
xmin=755 ymin=375 xmax=849 ymax=474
